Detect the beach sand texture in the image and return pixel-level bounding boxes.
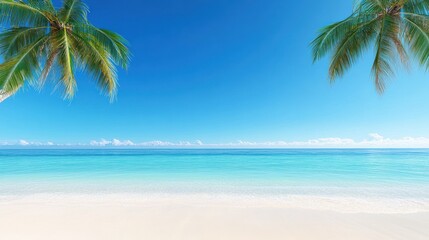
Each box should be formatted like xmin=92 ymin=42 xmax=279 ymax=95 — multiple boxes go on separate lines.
xmin=1 ymin=197 xmax=428 ymax=240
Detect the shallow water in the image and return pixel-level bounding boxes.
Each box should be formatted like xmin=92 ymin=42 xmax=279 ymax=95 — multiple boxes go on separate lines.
xmin=0 ymin=149 xmax=428 ymax=198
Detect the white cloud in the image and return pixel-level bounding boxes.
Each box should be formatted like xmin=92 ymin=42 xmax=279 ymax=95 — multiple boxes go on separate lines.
xmin=139 ymin=140 xmax=175 ymax=146
xmin=0 ymin=139 xmax=57 ymax=146
xmin=18 ymin=140 xmax=30 ymax=146
xmin=89 ymin=139 xmax=135 ymax=147
xmin=359 ymin=134 xmax=429 ymax=148
xmin=112 ymin=139 xmax=134 ymax=146
xmin=218 ymin=134 xmax=429 ymax=148
xmin=2 ymin=134 xmax=429 ymax=148
xmin=90 ymin=139 xmax=111 ymax=146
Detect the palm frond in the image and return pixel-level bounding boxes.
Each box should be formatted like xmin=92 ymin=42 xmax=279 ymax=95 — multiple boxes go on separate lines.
xmin=392 ymin=34 xmax=409 ymax=67
xmin=371 ymin=16 xmax=397 ymax=93
xmin=370 ymin=0 xmax=388 ymax=9
xmin=73 ymin=32 xmax=117 ymax=100
xmin=0 ymin=0 xmax=49 ymax=26
xmin=313 ymin=0 xmax=429 ymax=94
xmin=0 ymin=36 xmax=47 ymax=93
xmin=54 ymin=28 xmax=77 ymax=98
xmin=313 ymin=0 xmax=379 ymax=62
xmin=0 ymin=0 xmax=130 ymax=102
xmin=0 ymin=26 xmax=48 ymax=58
xmin=328 ymin=19 xmax=378 ymax=80
xmin=38 ymin=48 xmax=58 ymax=88
xmin=353 ymin=0 xmax=386 ymax=13
xmin=59 ymin=0 xmax=88 ymax=23
xmin=311 ymin=17 xmax=356 ymax=62
xmin=74 ymin=24 xmax=130 ymax=68
xmin=402 ymin=13 xmax=429 ymax=68
xmin=390 ymin=15 xmax=409 ymax=68
xmin=28 ymin=0 xmax=55 ymax=13
xmin=404 ymin=0 xmax=429 ymax=14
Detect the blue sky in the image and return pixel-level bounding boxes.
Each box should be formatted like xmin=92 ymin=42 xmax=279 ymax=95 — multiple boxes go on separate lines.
xmin=1 ymin=0 xmax=429 ymax=147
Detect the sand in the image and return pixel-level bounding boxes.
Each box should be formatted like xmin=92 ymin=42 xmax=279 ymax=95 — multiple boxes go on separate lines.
xmin=0 ymin=195 xmax=428 ymax=240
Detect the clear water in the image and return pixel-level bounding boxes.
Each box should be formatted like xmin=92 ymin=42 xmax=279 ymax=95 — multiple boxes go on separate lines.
xmin=0 ymin=149 xmax=428 ymax=199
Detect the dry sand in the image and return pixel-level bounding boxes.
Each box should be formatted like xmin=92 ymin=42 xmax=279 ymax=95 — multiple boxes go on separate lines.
xmin=0 ymin=195 xmax=428 ymax=240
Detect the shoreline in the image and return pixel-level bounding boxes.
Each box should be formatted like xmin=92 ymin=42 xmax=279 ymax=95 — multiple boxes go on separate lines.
xmin=1 ymin=192 xmax=428 ymax=214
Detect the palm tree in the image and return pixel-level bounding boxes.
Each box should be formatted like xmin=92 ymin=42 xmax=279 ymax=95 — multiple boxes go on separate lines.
xmin=312 ymin=0 xmax=429 ymax=93
xmin=0 ymin=0 xmax=130 ymax=102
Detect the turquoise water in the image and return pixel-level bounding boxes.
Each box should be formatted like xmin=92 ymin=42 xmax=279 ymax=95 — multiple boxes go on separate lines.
xmin=0 ymin=149 xmax=428 ymax=198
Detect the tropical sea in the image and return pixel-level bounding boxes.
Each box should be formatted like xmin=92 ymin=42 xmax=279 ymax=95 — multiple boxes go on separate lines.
xmin=1 ymin=149 xmax=428 ymax=213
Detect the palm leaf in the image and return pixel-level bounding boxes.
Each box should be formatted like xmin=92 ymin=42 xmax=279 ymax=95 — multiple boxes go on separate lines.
xmin=0 ymin=36 xmax=47 ymax=93
xmin=0 ymin=0 xmax=130 ymax=102
xmin=328 ymin=18 xmax=378 ymax=80
xmin=313 ymin=0 xmax=381 ymax=62
xmin=59 ymin=0 xmax=88 ymax=23
xmin=392 ymin=34 xmax=409 ymax=67
xmin=313 ymin=0 xmax=429 ymax=94
xmin=353 ymin=0 xmax=386 ymax=13
xmin=73 ymin=32 xmax=117 ymax=100
xmin=311 ymin=17 xmax=356 ymax=62
xmin=0 ymin=26 xmax=49 ymax=58
xmin=54 ymin=28 xmax=77 ymax=98
xmin=74 ymin=24 xmax=130 ymax=68
xmin=402 ymin=13 xmax=429 ymax=68
xmin=371 ymin=16 xmax=397 ymax=93
xmin=391 ymin=15 xmax=409 ymax=67
xmin=38 ymin=47 xmax=58 ymax=88
xmin=0 ymin=0 xmax=49 ymax=26
xmin=404 ymin=0 xmax=429 ymax=14
xmin=28 ymin=0 xmax=55 ymax=13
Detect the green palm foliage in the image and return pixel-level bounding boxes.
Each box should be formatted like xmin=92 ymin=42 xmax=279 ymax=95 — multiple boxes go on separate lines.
xmin=0 ymin=0 xmax=130 ymax=102
xmin=312 ymin=0 xmax=429 ymax=93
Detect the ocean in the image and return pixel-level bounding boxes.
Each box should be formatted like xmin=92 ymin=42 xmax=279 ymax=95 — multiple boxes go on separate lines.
xmin=1 ymin=149 xmax=428 ymax=212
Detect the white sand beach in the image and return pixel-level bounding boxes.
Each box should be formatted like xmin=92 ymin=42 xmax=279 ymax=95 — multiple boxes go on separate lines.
xmin=1 ymin=195 xmax=428 ymax=240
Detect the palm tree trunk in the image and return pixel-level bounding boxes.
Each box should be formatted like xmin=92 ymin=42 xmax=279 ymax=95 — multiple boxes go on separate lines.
xmin=0 ymin=90 xmax=12 ymax=103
